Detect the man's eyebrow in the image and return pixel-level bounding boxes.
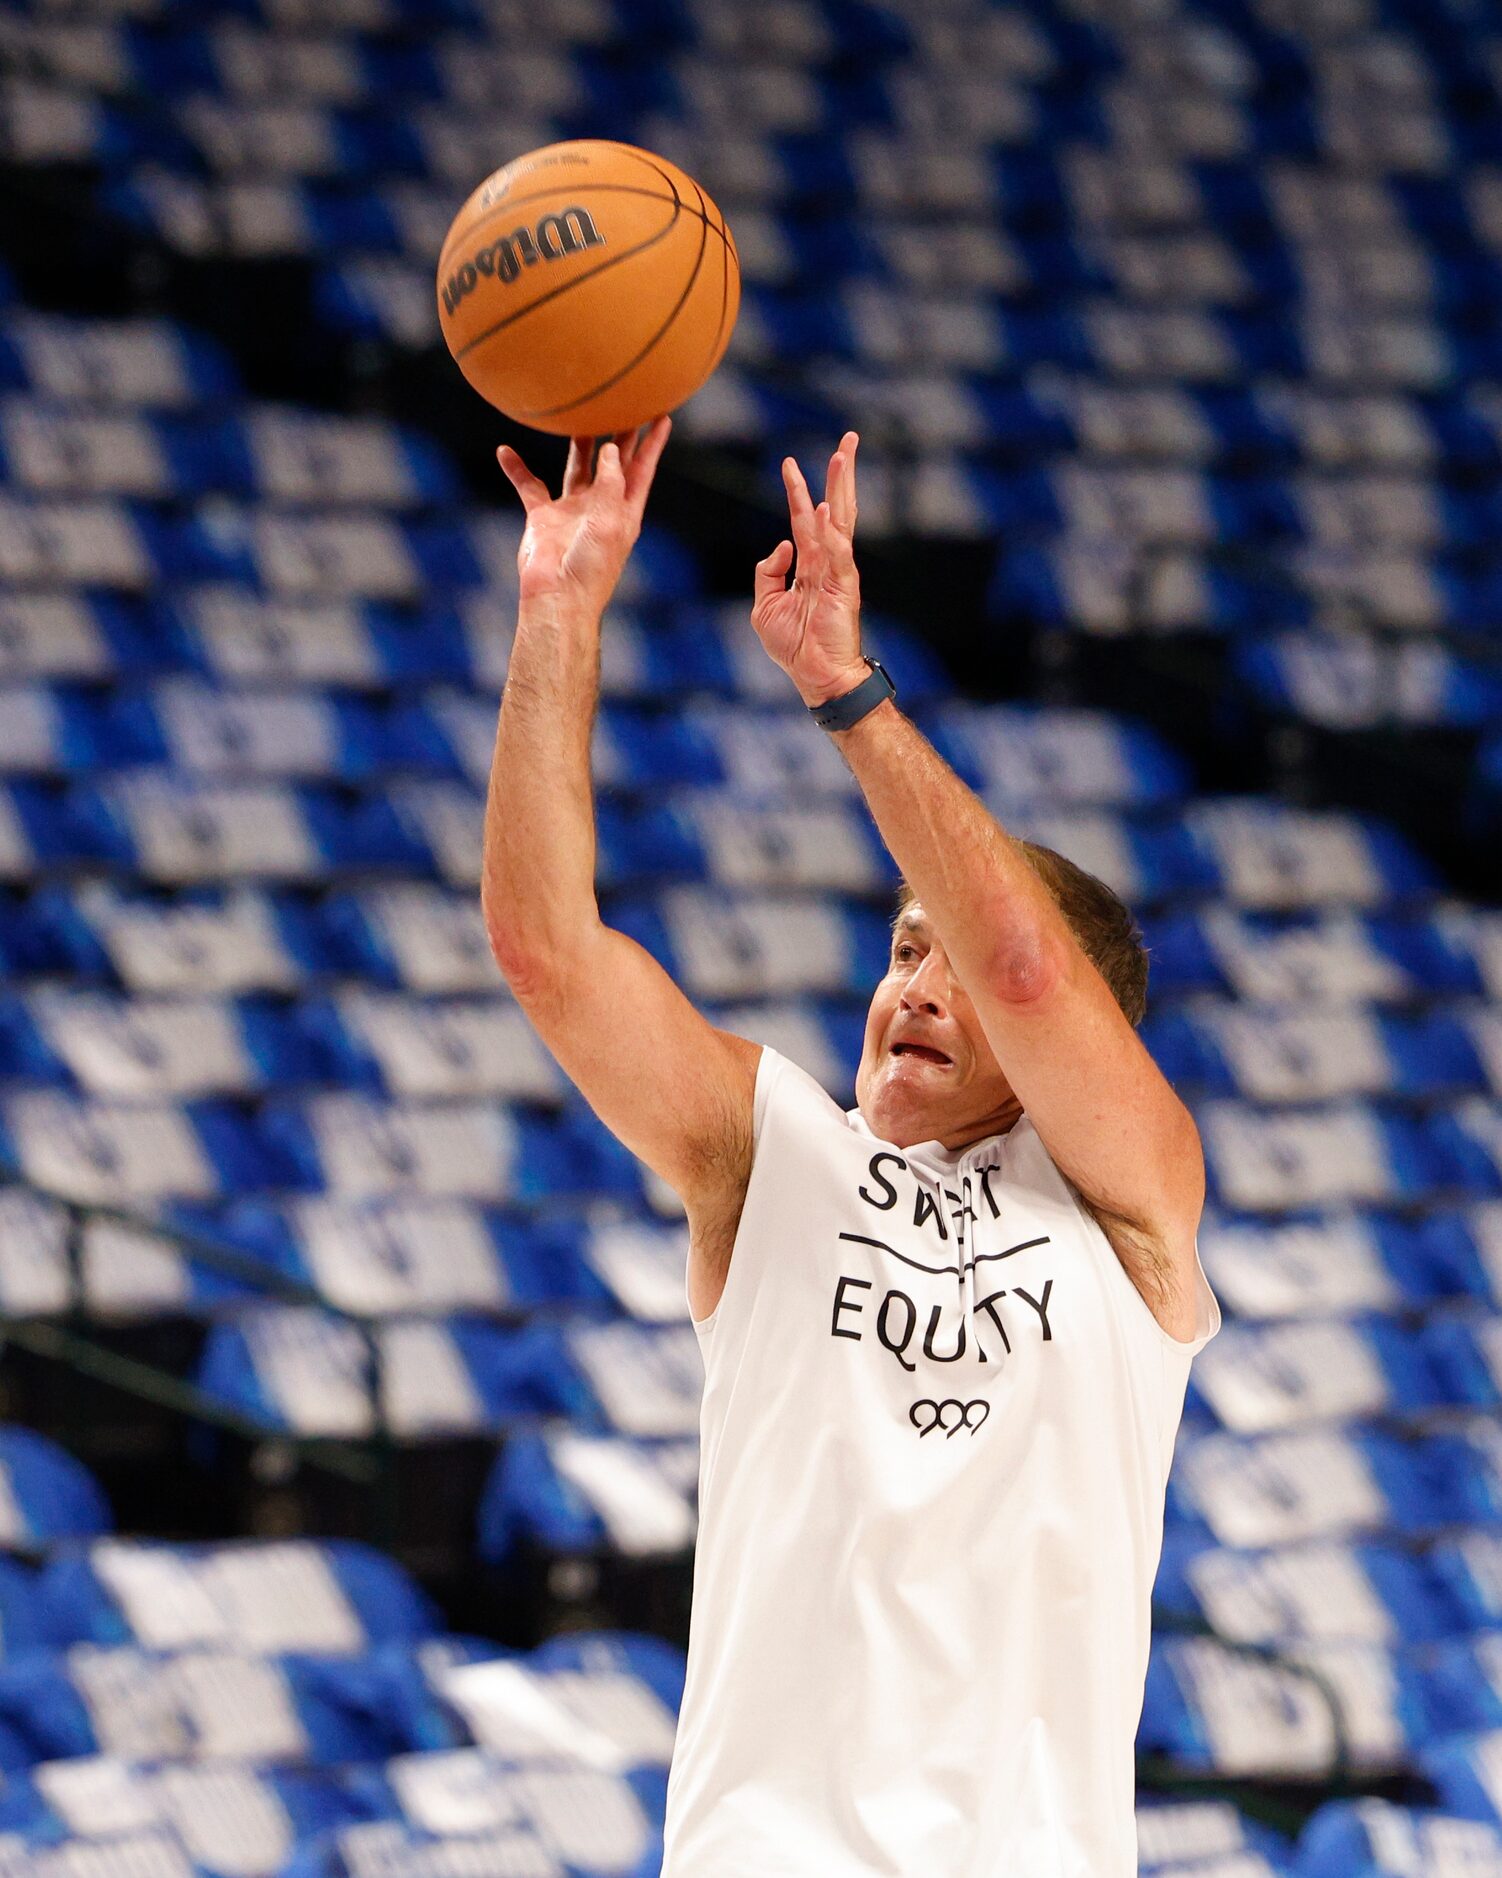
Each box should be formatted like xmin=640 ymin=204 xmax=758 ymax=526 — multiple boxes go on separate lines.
xmin=891 ymin=910 xmax=927 ymax=940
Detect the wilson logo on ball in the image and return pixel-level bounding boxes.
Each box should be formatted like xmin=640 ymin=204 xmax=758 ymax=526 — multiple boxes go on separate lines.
xmin=441 ymin=207 xmax=607 ymax=314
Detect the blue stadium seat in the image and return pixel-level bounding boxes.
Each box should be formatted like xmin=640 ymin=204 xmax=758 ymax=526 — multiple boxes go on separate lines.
xmin=610 ymin=888 xmax=892 ymax=1001
xmin=1295 ymin=1798 xmax=1502 ymax=1876
xmin=1144 ymin=1006 xmax=1487 ymax=1103
xmin=563 ymin=1321 xmax=704 ymax=1439
xmin=258 ymin=1096 xmax=634 ymax=1204
xmin=1238 ymin=634 xmax=1502 ymax=731
xmin=191 ymin=1197 xmax=604 ymax=1317
xmin=298 ymin=992 xmax=563 ymax=1102
xmin=1185 ymin=805 xmax=1437 ymax=910
xmin=658 ymin=795 xmax=892 ymax=894
xmin=0 ymin=1754 xmax=360 ymax=1866
xmin=0 ymin=316 xmax=239 ymax=407
xmin=1199 ymin=1101 xmax=1452 ymax=1213
xmin=1197 ymin=1212 xmax=1451 ymax=1321
xmin=316 ymin=886 xmax=496 ymax=993
xmin=195 ymin=1309 xmax=595 ymax=1438
xmin=1141 ymin=1632 xmax=1431 ymax=1778
xmin=0 ymin=1432 xmax=110 ymax=1552
xmin=1415 ymin=1635 xmax=1502 ymax=1746
xmin=0 ymin=1093 xmax=286 ymax=1202
xmin=1136 ymin=1800 xmax=1291 ymax=1873
xmin=479 ymin=1430 xmax=699 ymax=1563
xmin=0 ymin=1642 xmax=407 ymax=1773
xmin=1186 ymin=1317 xmax=1450 ymax=1434
xmin=1153 ymin=1534 xmax=1457 ymax=1647
xmin=921 ymin=704 xmax=1191 ymax=809
xmin=1167 ymin=1427 xmax=1461 ymax=1550
xmin=37 ymin=1539 xmax=440 ymax=1656
xmin=0 ymin=1558 xmax=60 ymax=1663
xmin=1419 ymin=1731 xmax=1502 ymax=1827
xmin=1421 ymin=1313 xmax=1502 ymax=1413
xmin=1144 ymin=908 xmax=1483 ymax=1004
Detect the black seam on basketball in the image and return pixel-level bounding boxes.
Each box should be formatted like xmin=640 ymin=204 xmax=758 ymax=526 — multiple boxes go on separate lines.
xmin=708 ymin=195 xmax=735 ymax=258
xmin=520 ymin=189 xmax=711 ymax=421
xmin=695 ymin=179 xmax=734 ymax=385
xmin=703 ymin=192 xmax=739 ymax=269
xmin=438 ymin=147 xmax=702 ymax=268
xmin=453 ymin=191 xmax=684 ymax=362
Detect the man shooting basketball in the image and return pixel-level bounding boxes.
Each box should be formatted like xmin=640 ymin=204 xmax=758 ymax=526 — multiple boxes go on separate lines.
xmin=485 ymin=417 xmax=1220 ymax=1878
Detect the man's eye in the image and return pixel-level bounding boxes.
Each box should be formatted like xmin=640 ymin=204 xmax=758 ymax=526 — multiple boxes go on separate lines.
xmin=894 ymin=944 xmax=916 ymax=962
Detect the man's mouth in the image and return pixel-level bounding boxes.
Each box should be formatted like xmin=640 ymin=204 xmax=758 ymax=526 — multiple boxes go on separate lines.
xmin=891 ymin=1042 xmax=952 ymax=1066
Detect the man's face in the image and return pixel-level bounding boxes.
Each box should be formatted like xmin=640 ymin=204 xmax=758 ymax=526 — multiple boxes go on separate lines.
xmin=855 ymin=902 xmax=1021 ymax=1150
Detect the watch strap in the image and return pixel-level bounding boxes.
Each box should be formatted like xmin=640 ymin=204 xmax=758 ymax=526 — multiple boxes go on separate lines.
xmin=809 ymin=659 xmax=896 ymax=732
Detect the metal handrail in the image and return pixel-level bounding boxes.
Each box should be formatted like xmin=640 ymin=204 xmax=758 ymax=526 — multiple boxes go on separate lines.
xmin=1146 ymin=1612 xmax=1353 ymax=1782
xmin=0 ymin=1176 xmax=396 ymax=1492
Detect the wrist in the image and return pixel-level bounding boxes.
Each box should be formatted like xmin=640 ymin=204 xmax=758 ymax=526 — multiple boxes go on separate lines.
xmin=808 ymin=658 xmax=897 ymax=733
xmin=827 ymin=693 xmax=896 ymax=737
xmin=794 ymin=661 xmax=872 ymax=711
xmin=517 ymin=593 xmax=601 ymax=635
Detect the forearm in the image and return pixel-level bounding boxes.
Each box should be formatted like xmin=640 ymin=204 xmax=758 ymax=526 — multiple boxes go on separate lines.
xmin=482 ymin=597 xmax=604 ymax=966
xmin=831 ymin=699 xmax=1069 ymax=998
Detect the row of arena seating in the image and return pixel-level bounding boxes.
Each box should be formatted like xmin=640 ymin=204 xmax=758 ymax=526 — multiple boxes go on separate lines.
xmin=2 ymin=981 xmax=1502 ymax=1104
xmin=0 ymin=594 xmax=1500 ymax=756
xmin=0 ymin=886 xmax=1492 ymax=997
xmin=12 ymin=1188 xmax=1501 ymax=1322
xmin=0 ymin=1075 xmax=1495 ymax=1207
xmin=9 ymin=1429 xmax=1502 ymax=1874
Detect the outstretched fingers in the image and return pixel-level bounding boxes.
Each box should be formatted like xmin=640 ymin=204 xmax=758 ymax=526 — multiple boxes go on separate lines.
xmin=781 ymin=454 xmax=822 ymax=561
xmin=825 ymin=430 xmax=859 ymax=537
xmin=625 ymin=415 xmax=672 ymax=512
xmin=592 ymin=437 xmax=626 ymax=496
xmin=496 ymin=444 xmax=551 ymax=514
xmin=561 ymin=436 xmax=595 ymax=497
xmin=754 ymin=539 xmax=795 ymax=611
xmin=817 ymin=498 xmax=857 ymax=571
xmin=501 ymin=413 xmax=665 ymax=557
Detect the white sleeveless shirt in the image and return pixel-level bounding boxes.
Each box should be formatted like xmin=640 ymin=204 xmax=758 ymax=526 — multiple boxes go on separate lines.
xmin=660 ymin=1046 xmax=1221 ymax=1878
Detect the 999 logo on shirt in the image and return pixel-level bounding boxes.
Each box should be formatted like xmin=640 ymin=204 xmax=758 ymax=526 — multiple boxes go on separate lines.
xmin=909 ymin=1398 xmax=991 ymax=1438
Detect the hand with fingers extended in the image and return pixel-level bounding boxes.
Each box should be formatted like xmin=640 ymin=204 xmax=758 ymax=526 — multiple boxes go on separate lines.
xmin=497 ymin=416 xmax=672 ymax=618
xmin=752 ymin=430 xmax=870 ymax=710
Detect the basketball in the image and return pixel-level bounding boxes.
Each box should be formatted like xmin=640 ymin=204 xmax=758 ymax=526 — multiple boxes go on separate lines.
xmin=436 ymin=140 xmax=740 ymax=437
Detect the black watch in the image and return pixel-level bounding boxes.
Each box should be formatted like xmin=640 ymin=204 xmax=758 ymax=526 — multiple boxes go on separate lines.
xmin=809 ymin=659 xmax=897 ymax=732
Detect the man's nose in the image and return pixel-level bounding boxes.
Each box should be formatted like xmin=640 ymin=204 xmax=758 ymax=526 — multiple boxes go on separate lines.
xmin=901 ymin=952 xmax=951 ymax=1014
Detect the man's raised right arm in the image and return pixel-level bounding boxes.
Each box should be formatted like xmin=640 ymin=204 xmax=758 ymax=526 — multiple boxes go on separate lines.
xmin=481 ymin=421 xmax=759 ymax=1213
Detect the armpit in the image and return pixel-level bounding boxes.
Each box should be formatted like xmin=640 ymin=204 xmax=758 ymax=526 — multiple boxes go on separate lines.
xmin=1078 ymin=1189 xmax=1181 ymax=1326
xmin=680 ymin=1065 xmax=756 ymax=1196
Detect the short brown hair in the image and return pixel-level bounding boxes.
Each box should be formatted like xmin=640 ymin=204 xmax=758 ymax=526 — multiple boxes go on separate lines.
xmin=896 ymin=843 xmax=1149 ymax=1026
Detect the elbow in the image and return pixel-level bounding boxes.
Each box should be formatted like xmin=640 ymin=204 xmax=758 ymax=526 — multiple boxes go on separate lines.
xmin=983 ymin=920 xmax=1068 ymax=1009
xmin=483 ymin=894 xmax=558 ymax=1005
xmin=489 ymin=929 xmax=560 ymax=1007
xmin=484 ymin=886 xmax=598 ymax=1007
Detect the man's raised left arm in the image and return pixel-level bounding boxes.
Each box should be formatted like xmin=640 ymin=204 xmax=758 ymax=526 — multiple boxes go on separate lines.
xmin=750 ymin=434 xmax=1205 ymax=1339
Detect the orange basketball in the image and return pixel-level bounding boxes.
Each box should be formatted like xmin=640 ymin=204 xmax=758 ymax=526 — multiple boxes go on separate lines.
xmin=436 ymin=140 xmax=740 ymax=437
